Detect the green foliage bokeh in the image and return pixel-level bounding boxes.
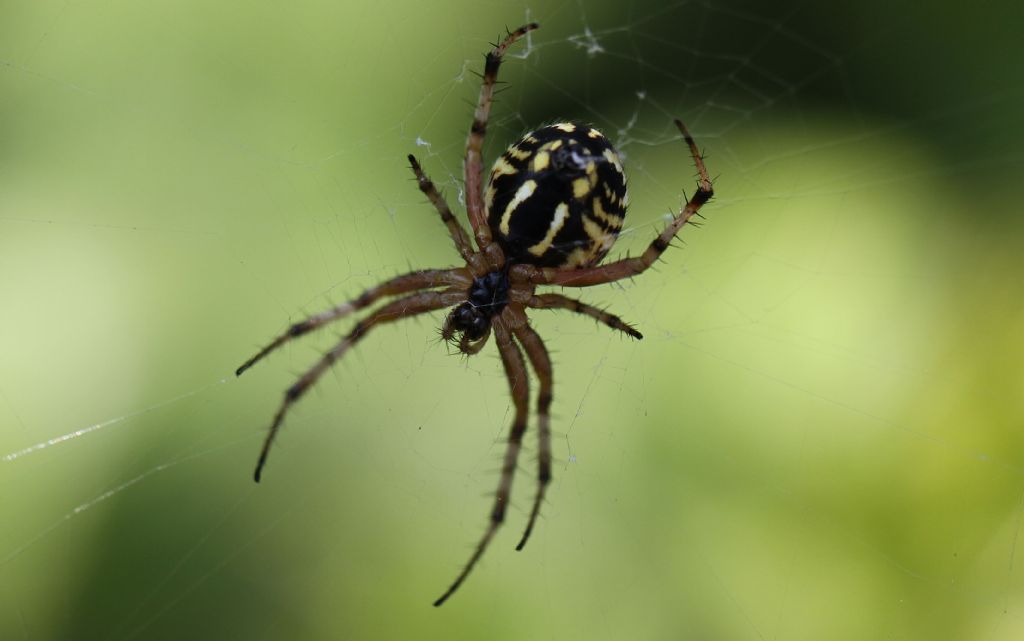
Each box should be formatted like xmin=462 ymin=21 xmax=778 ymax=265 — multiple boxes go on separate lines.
xmin=1 ymin=1 xmax=1021 ymax=640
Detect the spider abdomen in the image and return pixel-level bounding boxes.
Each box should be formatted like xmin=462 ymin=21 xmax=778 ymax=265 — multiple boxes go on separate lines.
xmin=485 ymin=123 xmax=628 ymax=268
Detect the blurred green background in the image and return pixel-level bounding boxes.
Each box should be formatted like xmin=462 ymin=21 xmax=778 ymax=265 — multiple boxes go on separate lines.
xmin=2 ymin=0 xmax=1022 ymax=639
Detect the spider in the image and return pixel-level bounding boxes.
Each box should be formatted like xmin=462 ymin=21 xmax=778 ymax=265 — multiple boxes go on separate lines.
xmin=236 ymin=23 xmax=713 ymax=606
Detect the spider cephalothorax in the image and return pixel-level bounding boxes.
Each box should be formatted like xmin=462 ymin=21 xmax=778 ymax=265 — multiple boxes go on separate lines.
xmin=236 ymin=23 xmax=713 ymax=607
xmin=442 ymin=269 xmax=510 ymax=350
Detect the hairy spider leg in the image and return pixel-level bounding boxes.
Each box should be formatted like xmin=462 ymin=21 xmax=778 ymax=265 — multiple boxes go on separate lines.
xmin=506 ymin=314 xmax=553 ymax=551
xmin=253 ymin=288 xmax=466 ymax=482
xmin=408 ymin=154 xmax=481 ymax=270
xmin=433 ymin=317 xmax=529 ymax=606
xmin=528 ymin=293 xmax=643 ymax=339
xmin=464 ymin=23 xmax=539 ymax=257
xmin=235 ymin=268 xmax=471 ymax=377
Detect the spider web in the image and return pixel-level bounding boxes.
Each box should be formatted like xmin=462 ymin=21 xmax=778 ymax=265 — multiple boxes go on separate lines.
xmin=2 ymin=1 xmax=1023 ymax=639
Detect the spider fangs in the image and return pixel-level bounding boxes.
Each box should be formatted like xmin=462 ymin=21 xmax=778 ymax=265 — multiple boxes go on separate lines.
xmin=443 ymin=269 xmax=510 ymax=348
xmin=236 ymin=23 xmax=714 ymax=607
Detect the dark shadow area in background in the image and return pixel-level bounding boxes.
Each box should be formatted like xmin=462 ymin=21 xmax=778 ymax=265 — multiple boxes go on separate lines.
xmin=527 ymin=0 xmax=1021 ymax=192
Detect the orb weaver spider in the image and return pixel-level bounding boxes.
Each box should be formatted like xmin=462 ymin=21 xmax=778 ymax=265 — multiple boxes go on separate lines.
xmin=236 ymin=23 xmax=713 ymax=606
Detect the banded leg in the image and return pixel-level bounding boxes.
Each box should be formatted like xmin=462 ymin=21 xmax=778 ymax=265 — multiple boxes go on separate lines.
xmin=408 ymin=154 xmax=479 ymax=267
xmin=434 ymin=317 xmax=529 ymax=606
xmin=508 ymin=316 xmax=552 ymax=551
xmin=511 ymin=119 xmax=713 ymax=288
xmin=236 ymin=268 xmax=471 ymax=376
xmin=528 ymin=293 xmax=643 ymax=339
xmin=253 ymin=288 xmax=465 ymax=482
xmin=464 ymin=23 xmax=539 ymax=252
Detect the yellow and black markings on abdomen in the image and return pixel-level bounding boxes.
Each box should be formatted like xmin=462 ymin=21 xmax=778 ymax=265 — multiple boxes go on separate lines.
xmin=485 ymin=122 xmax=628 ymax=269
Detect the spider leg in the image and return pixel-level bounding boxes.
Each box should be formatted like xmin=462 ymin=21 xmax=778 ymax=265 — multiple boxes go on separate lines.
xmin=407 ymin=154 xmax=480 ymax=269
xmin=528 ymin=293 xmax=643 ymax=339
xmin=236 ymin=268 xmax=471 ymax=376
xmin=506 ymin=314 xmax=552 ymax=551
xmin=464 ymin=22 xmax=539 ymax=254
xmin=253 ymin=288 xmax=465 ymax=482
xmin=510 ymin=119 xmax=713 ymax=288
xmin=433 ymin=317 xmax=528 ymax=607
